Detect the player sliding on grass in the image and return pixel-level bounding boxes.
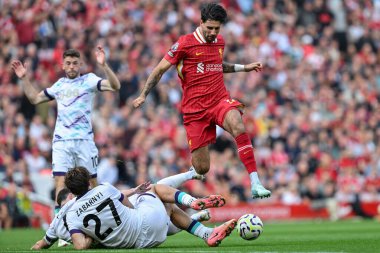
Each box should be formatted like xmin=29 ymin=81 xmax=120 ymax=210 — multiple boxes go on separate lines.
xmin=65 ymin=167 xmax=235 ymax=249
xmin=133 ymin=2 xmax=270 ymax=199
xmin=31 ymin=184 xmax=151 ymax=249
xmin=31 ymin=167 xmax=234 ymax=249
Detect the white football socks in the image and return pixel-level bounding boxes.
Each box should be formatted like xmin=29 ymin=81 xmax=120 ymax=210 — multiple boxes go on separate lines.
xmin=157 ymin=170 xmax=194 ymax=188
xmin=194 ymin=223 xmax=213 ymax=240
xmin=250 ymin=171 xmax=261 ymax=185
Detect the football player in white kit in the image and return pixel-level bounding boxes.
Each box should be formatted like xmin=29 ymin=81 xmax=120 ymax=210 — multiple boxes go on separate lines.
xmin=31 ymin=182 xmax=151 ymax=250
xmin=64 ymin=167 xmax=236 ymax=249
xmin=31 ymin=167 xmax=214 ymax=249
xmin=11 ymin=46 xmax=120 ymax=213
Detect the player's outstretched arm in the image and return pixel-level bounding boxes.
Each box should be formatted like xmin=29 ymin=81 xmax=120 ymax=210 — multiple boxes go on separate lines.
xmin=31 ymin=239 xmax=51 ymax=250
xmin=95 ymin=45 xmax=121 ymax=91
xmin=222 ymin=61 xmax=263 ymax=73
xmin=122 ymin=181 xmax=152 ymax=198
xmin=119 ymin=181 xmax=151 ymax=208
xmin=133 ymin=58 xmax=172 ymax=108
xmin=11 ymin=60 xmax=50 ymax=105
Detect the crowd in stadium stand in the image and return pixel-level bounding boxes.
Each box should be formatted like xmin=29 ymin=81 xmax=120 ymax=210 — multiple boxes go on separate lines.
xmin=1 ymin=0 xmax=380 ymax=228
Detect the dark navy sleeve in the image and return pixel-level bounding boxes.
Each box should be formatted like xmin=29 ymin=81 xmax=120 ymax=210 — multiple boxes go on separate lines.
xmin=97 ymin=79 xmax=103 ymax=91
xmin=44 ymin=89 xmax=55 ymax=100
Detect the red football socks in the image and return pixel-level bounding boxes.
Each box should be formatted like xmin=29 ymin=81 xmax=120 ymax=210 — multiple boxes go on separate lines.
xmin=235 ymin=133 xmax=257 ymax=173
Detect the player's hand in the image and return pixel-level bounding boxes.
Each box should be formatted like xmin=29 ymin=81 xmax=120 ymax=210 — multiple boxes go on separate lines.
xmin=133 ymin=96 xmax=146 ymax=108
xmin=134 ymin=181 xmax=152 ymax=194
xmin=244 ymin=62 xmax=263 ymax=72
xmin=95 ymin=45 xmax=106 ymax=66
xmin=31 ymin=240 xmax=44 ymax=250
xmin=11 ymin=60 xmax=27 ymax=79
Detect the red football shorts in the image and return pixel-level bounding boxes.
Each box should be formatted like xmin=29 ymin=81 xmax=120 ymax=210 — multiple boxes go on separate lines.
xmin=183 ymin=98 xmax=244 ymax=152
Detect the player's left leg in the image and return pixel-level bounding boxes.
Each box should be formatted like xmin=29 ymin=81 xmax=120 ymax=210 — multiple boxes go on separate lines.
xmin=167 ymin=209 xmax=211 ymax=236
xmin=52 ymin=141 xmax=75 ymax=213
xmin=74 ymin=140 xmax=98 ymax=188
xmin=168 ymin=204 xmax=235 ymax=247
xmin=191 ymin=146 xmax=211 ymax=175
xmin=222 ymin=108 xmax=271 ymax=199
xmin=157 ymin=171 xmax=209 ymax=236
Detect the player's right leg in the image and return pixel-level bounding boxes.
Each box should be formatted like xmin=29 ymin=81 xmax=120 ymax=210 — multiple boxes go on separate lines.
xmin=249 ymin=162 xmax=271 ymax=199
xmin=168 ymin=204 xmax=235 ymax=247
xmin=54 ymin=176 xmax=66 ymax=213
xmin=189 ymin=195 xmax=226 ymax=210
xmin=251 ymin=181 xmax=272 ymax=199
xmin=206 ymin=219 xmax=237 ymax=247
xmin=152 ymin=184 xmax=225 ymax=210
xmin=220 ymin=108 xmax=271 ymax=199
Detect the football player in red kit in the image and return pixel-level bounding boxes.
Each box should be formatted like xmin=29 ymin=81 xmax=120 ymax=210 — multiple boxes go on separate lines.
xmin=133 ymin=3 xmax=270 ymax=199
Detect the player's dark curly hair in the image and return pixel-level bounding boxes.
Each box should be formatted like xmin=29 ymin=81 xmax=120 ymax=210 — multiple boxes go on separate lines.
xmin=201 ymin=3 xmax=227 ymax=24
xmin=57 ymin=188 xmax=71 ymax=207
xmin=63 ymin=49 xmax=80 ymax=59
xmin=64 ymin=166 xmax=90 ymax=196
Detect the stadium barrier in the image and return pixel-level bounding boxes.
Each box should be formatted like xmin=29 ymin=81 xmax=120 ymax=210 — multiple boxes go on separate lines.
xmin=208 ymin=202 xmax=380 ymax=222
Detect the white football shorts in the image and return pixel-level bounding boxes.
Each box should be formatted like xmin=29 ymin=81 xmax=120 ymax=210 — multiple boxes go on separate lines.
xmin=52 ymin=139 xmax=98 ymax=177
xmin=133 ymin=192 xmax=169 ymax=248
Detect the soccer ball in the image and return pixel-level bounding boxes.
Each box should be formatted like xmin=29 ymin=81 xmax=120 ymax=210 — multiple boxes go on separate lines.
xmin=236 ymin=214 xmax=263 ymax=240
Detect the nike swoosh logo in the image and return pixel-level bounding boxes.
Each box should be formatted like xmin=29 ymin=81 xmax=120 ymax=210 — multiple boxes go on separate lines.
xmin=196 ymin=52 xmax=204 ymax=56
xmin=210 ymin=232 xmax=219 ymax=239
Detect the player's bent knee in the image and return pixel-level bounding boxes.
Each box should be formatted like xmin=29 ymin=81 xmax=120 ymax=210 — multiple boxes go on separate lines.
xmin=194 ymin=165 xmax=209 ymax=175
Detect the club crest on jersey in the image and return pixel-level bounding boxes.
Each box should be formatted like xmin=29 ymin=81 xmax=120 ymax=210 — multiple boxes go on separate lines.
xmin=168 ymin=42 xmax=179 ymax=57
xmin=219 ymin=48 xmax=223 ymax=59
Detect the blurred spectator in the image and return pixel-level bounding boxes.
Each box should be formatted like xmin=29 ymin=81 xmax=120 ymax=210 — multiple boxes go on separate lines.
xmin=0 ymin=183 xmax=30 ymax=228
xmin=0 ymin=187 xmax=11 ymax=229
xmin=97 ymin=155 xmax=118 ymax=185
xmin=24 ymin=147 xmax=47 ymax=174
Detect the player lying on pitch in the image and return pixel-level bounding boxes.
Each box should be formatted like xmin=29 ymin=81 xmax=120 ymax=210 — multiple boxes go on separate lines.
xmin=31 ymin=167 xmax=236 ymax=249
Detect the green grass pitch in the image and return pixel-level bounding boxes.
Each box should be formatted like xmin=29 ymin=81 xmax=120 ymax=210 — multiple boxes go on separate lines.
xmin=0 ymin=219 xmax=379 ymax=253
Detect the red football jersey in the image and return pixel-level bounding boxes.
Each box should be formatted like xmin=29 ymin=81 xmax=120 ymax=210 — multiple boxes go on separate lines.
xmin=164 ymin=27 xmax=230 ymax=114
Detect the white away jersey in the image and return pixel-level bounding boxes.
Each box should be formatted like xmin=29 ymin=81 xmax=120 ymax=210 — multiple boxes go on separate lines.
xmin=44 ymin=73 xmax=102 ymax=142
xmin=44 ymin=198 xmax=76 ymax=245
xmin=66 ymin=183 xmax=143 ymax=248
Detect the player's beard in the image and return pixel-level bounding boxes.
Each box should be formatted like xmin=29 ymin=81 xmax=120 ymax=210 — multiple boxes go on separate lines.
xmin=206 ymin=36 xmax=215 ymax=43
xmin=66 ymin=70 xmax=79 ymax=79
xmin=204 ymin=33 xmax=216 ymax=43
